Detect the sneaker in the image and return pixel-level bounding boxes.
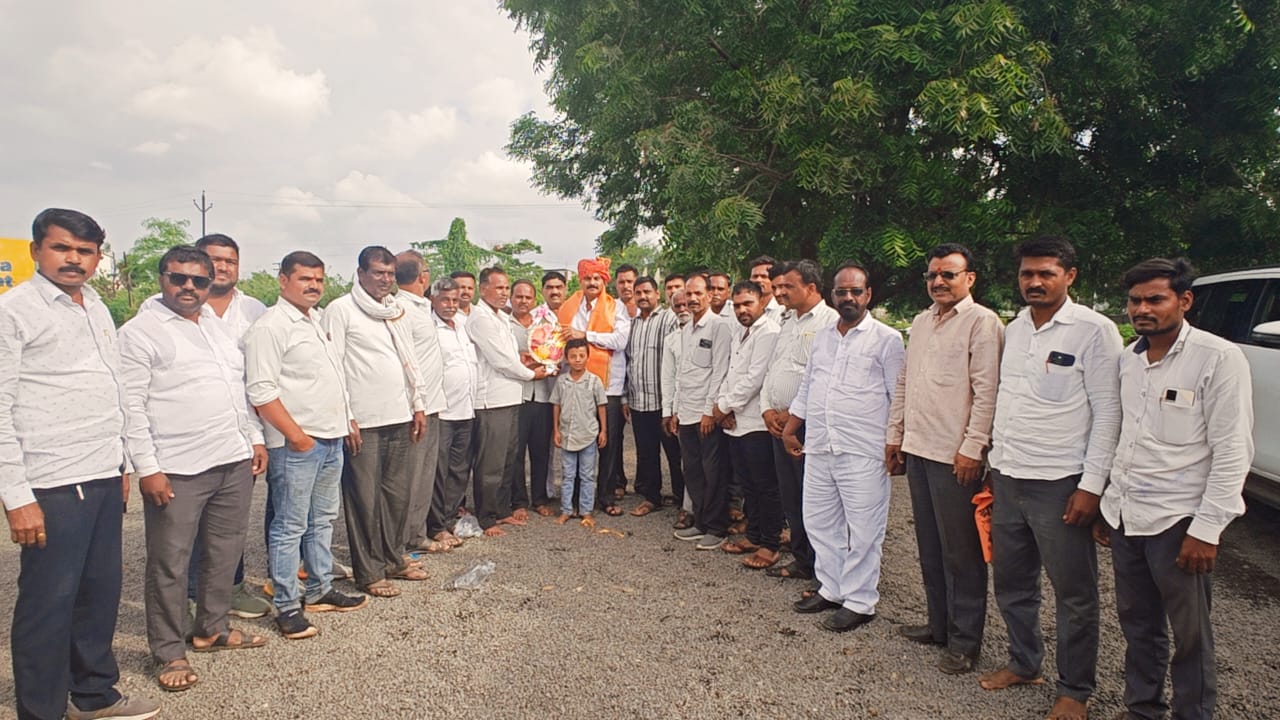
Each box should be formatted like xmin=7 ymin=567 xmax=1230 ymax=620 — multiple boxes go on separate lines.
xmin=695 ymin=534 xmax=725 ymax=551
xmin=229 ymin=582 xmax=272 ymax=619
xmin=275 ymin=609 xmax=318 ymax=640
xmin=66 ymin=694 xmax=160 ymax=720
xmin=332 ymin=560 xmax=354 ymax=580
xmin=673 ymin=526 xmax=705 ymax=542
xmin=305 ymin=589 xmax=370 ymax=613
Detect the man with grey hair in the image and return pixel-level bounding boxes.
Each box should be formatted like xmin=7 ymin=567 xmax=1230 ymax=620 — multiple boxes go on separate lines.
xmin=395 ymin=251 xmax=446 ymax=553
xmin=425 ymin=277 xmax=479 ymax=548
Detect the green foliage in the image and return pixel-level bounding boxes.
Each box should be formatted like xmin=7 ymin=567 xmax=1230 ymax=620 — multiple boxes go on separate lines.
xmin=503 ymin=0 xmax=1280 ymax=310
xmin=413 ymin=217 xmax=546 ymax=285
xmin=119 ymin=217 xmax=192 ymax=289
xmin=238 ymin=269 xmax=351 ymax=309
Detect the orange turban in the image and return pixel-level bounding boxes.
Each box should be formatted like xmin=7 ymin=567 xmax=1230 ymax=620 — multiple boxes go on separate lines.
xmin=577 ymin=256 xmax=612 ymax=283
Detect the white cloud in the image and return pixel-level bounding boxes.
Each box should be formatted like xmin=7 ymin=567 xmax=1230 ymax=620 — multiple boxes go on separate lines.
xmin=333 ymin=171 xmax=420 ymax=207
xmin=376 ymin=106 xmax=459 ymax=155
xmin=467 ymin=76 xmax=533 ymax=123
xmin=268 ymin=185 xmax=323 ymax=223
xmin=89 ymin=161 xmax=113 ymax=171
xmin=124 ymin=27 xmax=330 ymax=130
xmin=131 ymin=141 xmax=171 ymax=155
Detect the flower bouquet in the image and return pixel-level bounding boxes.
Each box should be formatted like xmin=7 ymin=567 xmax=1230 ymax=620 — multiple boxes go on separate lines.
xmin=527 ymin=306 xmax=565 ymax=373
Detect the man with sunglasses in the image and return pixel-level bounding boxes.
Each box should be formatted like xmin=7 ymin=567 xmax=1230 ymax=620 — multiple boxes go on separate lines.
xmin=886 ymin=243 xmax=1003 ymax=674
xmin=1 ymin=208 xmax=160 ymax=720
xmin=119 ymin=246 xmax=269 ymax=691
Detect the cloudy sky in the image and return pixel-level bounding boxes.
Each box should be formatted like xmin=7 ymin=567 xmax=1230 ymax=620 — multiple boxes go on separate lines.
xmin=0 ymin=1 xmax=615 ymax=275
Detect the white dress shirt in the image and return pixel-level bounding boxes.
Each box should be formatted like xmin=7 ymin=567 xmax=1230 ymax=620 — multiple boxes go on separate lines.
xmin=141 ymin=288 xmax=266 ymax=342
xmin=434 ymin=310 xmax=479 ymax=422
xmin=760 ymin=301 xmax=840 ymax=412
xmin=245 ymin=301 xmax=351 ymax=447
xmin=792 ymin=317 xmax=905 ymax=460
xmin=988 ymin=298 xmax=1123 ymax=494
xmin=1102 ymin=322 xmax=1254 ymax=544
xmin=469 ymin=300 xmax=536 ymax=409
xmin=674 ymin=311 xmax=734 ymax=423
xmin=322 ymin=294 xmax=417 ymax=428
xmin=118 ymin=301 xmax=263 ymax=477
xmin=510 ymin=316 xmax=537 ymax=403
xmin=717 ymin=314 xmax=781 ymax=437
xmin=398 ymin=291 xmax=447 ymax=415
xmin=763 ymin=296 xmax=784 ymax=323
xmin=0 ymin=273 xmax=129 ymax=510
xmin=570 ymin=294 xmax=632 ymax=395
xmin=660 ymin=327 xmax=683 ymax=418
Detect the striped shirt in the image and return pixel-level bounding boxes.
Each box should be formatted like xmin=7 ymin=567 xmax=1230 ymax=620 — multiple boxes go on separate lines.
xmin=760 ymin=301 xmax=840 ymax=412
xmin=626 ymin=307 xmax=679 ymax=412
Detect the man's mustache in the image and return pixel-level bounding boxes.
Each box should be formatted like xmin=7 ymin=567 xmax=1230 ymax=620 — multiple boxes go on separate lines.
xmin=59 ymin=265 xmax=86 ymax=275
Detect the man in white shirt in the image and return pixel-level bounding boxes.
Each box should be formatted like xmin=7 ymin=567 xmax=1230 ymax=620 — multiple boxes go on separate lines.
xmin=761 ymin=260 xmax=839 ymax=582
xmin=660 ymin=290 xmax=692 ymax=527
xmin=322 ymin=246 xmax=436 ymax=598
xmin=663 ymin=273 xmax=685 ymax=304
xmin=715 ymin=282 xmax=782 ymax=569
xmin=506 ymin=279 xmax=555 ymax=518
xmin=0 ymin=209 xmax=160 ymax=720
xmin=451 ymin=270 xmax=476 ymax=319
xmin=784 ymin=262 xmax=905 ymax=633
xmin=425 ymin=278 xmax=479 ymax=548
xmin=395 ymin=251 xmax=447 ymax=553
xmin=120 ymin=245 xmax=269 ymax=690
xmin=615 ymin=263 xmax=640 ymax=319
xmin=747 ymin=255 xmax=784 ymax=323
xmin=980 ymin=238 xmax=1123 ymax=720
xmin=245 ymin=251 xmax=369 ymax=641
xmin=558 ymin=257 xmax=631 ymax=515
xmin=470 ymin=268 xmax=549 ymax=536
xmin=1098 ymin=258 xmax=1253 ymax=720
xmin=184 ymin=233 xmax=271 ymax=621
xmin=886 ymin=243 xmax=1003 ymax=674
xmin=670 ymin=274 xmax=735 ymax=550
xmin=709 ymin=271 xmax=734 ymax=318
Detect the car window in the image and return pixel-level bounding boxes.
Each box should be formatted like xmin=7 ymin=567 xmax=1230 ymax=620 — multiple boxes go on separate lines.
xmin=1190 ymin=279 xmax=1266 ymax=342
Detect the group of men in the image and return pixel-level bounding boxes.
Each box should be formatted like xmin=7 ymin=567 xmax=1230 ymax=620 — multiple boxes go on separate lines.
xmin=0 ymin=206 xmax=1253 ymax=720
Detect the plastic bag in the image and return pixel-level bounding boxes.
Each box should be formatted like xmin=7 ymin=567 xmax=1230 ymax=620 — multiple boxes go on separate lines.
xmin=447 ymin=561 xmax=496 ymax=591
xmin=453 ymin=513 xmax=483 ymax=539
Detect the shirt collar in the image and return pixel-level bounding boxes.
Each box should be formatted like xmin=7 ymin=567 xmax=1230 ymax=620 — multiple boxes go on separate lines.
xmin=1022 ymin=296 xmax=1078 ymax=328
xmin=691 ymin=309 xmax=717 ymax=329
xmin=931 ymin=293 xmax=975 ymax=319
xmin=276 ymin=298 xmax=312 ymax=323
xmin=152 ymin=299 xmax=217 ymax=323
xmin=1132 ymin=319 xmax=1191 ymax=356
xmin=31 ymin=270 xmax=99 ymax=307
xmin=398 ymin=290 xmax=429 ymax=308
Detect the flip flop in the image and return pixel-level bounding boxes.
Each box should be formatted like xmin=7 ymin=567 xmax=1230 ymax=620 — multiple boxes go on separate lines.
xmin=604 ymin=505 xmax=624 ymax=517
xmin=191 ymin=628 xmax=267 ymax=653
xmin=721 ymin=539 xmax=761 ymax=555
xmin=363 ymin=580 xmax=401 ymax=598
xmin=629 ymin=501 xmax=656 ymax=517
xmin=156 ymin=659 xmax=199 ymax=692
xmin=765 ymin=561 xmax=813 ymax=580
xmin=388 ymin=566 xmax=429 ymax=582
xmin=743 ymin=548 xmax=781 ymax=569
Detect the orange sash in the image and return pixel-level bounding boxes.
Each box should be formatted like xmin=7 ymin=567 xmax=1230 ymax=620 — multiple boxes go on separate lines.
xmin=557 ymin=291 xmax=616 ymax=386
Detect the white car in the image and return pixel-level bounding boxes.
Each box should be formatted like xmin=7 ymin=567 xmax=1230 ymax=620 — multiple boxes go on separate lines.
xmin=1188 ymin=267 xmax=1280 ymax=506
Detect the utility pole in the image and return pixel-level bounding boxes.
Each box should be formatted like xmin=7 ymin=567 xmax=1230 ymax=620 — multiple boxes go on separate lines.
xmin=192 ymin=190 xmax=213 ymax=238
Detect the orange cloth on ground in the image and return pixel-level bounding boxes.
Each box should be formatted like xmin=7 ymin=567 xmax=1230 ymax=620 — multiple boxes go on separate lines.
xmin=557 ymin=290 xmax=617 ymax=387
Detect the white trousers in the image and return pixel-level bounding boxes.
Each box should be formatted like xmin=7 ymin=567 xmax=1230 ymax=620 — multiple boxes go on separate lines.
xmin=802 ymin=452 xmax=890 ymax=615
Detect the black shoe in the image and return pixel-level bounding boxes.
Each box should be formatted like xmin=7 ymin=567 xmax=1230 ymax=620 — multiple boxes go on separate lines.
xmin=275 ymin=609 xmax=318 ymax=640
xmin=898 ymin=623 xmax=945 ymax=646
xmin=820 ymin=607 xmax=874 ymax=632
xmin=765 ymin=561 xmax=813 ymax=580
xmin=792 ymin=593 xmax=841 ymax=614
xmin=938 ymin=649 xmax=977 ymax=674
xmin=305 ymin=589 xmax=370 ymax=613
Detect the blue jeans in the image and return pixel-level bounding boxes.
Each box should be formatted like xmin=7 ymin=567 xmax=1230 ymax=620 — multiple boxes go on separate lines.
xmin=560 ymin=444 xmax=598 ymax=516
xmin=267 ymin=438 xmax=343 ymax=612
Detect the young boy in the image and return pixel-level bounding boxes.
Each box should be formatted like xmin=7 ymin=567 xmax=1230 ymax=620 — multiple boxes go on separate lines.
xmin=551 ymin=338 xmax=608 ymax=527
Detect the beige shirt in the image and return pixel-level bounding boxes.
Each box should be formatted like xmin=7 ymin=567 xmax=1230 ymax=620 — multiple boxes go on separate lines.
xmin=887 ymin=295 xmax=1003 ymax=463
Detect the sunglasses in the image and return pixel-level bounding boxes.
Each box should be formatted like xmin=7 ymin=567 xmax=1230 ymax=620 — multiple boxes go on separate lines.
xmin=923 ymin=270 xmax=971 ymax=281
xmin=833 ymin=287 xmax=867 ymax=298
xmin=163 ymin=272 xmax=213 ymax=290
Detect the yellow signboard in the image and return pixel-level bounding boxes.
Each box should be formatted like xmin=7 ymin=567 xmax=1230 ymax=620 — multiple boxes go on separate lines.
xmin=0 ymin=238 xmax=35 ymax=295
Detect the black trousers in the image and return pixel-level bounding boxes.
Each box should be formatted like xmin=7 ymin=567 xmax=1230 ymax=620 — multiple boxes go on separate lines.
xmin=427 ymin=418 xmax=473 ymax=536
xmin=1110 ymin=517 xmax=1217 ymax=720
xmin=473 ymin=406 xmax=520 ymax=529
xmin=631 ymin=409 xmax=683 ymax=506
xmin=772 ymin=432 xmax=813 ymax=574
xmin=595 ymin=395 xmax=626 ymax=509
xmin=731 ymin=431 xmax=782 ymax=549
xmin=507 ymin=400 xmax=552 ymax=510
xmin=12 ymin=477 xmax=123 ymax=720
xmin=678 ymin=423 xmax=729 ymax=536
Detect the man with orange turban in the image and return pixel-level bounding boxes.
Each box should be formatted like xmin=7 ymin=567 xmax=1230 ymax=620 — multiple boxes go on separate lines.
xmin=558 ymin=257 xmax=632 ymax=516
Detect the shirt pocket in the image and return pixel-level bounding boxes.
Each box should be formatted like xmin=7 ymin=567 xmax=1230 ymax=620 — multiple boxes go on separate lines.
xmin=691 ymin=343 xmax=713 ymax=369
xmin=1156 ymin=402 xmax=1202 ymax=445
xmin=1038 ymin=363 xmax=1077 ymax=403
xmin=840 ymin=355 xmax=875 ymax=386
xmin=927 ymin=341 xmax=965 ymax=386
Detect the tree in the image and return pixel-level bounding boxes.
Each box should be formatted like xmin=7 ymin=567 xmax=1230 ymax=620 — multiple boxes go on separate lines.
xmin=90 ymin=217 xmax=193 ymax=324
xmin=414 ymin=217 xmax=545 ymax=284
xmin=503 ymin=0 xmax=1280 ymax=308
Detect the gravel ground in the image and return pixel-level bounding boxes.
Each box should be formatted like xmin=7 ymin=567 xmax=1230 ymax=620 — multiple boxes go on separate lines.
xmin=1 ymin=435 xmax=1278 ymax=719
